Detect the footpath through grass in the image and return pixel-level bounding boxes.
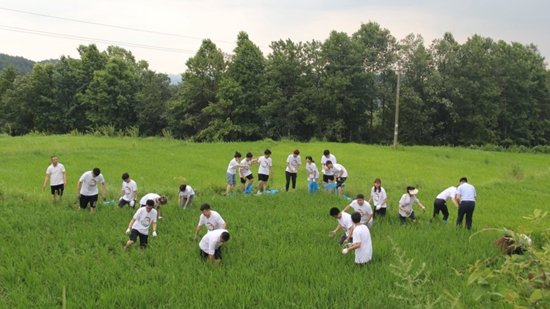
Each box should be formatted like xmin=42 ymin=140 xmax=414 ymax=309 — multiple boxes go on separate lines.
xmin=0 ymin=135 xmax=548 ymax=308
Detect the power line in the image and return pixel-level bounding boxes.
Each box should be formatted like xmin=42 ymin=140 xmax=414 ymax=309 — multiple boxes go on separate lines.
xmin=0 ymin=6 xmax=238 ymax=46
xmin=0 ymin=25 xmax=198 ymax=54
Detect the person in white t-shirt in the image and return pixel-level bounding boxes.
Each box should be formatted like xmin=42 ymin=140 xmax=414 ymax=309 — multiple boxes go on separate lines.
xmin=139 ymin=193 xmax=168 ymax=220
xmin=433 ymin=186 xmax=459 ymax=223
xmin=368 ymin=178 xmax=388 ymax=217
xmin=326 ymin=161 xmax=347 ymax=195
xmin=42 ymin=156 xmax=67 ymax=202
xmin=345 ymin=212 xmax=373 ymax=265
xmin=118 ymin=172 xmax=138 ymax=209
xmin=124 ymin=199 xmax=157 ymax=249
xmin=285 ymin=149 xmax=302 ymax=192
xmin=328 ymin=207 xmax=355 ymax=245
xmin=257 ymin=149 xmax=273 ymax=195
xmin=398 ymin=186 xmax=426 ymax=224
xmin=321 ymin=150 xmax=337 ymax=192
xmin=193 ymin=203 xmax=227 ymax=241
xmin=305 ymin=156 xmax=319 ymax=192
xmin=226 ymin=152 xmax=245 ymax=195
xmin=199 ymin=229 xmax=230 ymax=263
xmin=178 ymin=184 xmax=195 ymax=209
xmin=239 ymin=152 xmax=258 ymax=193
xmin=77 ymin=168 xmax=106 ymax=213
xmin=343 ymin=194 xmax=374 ymax=228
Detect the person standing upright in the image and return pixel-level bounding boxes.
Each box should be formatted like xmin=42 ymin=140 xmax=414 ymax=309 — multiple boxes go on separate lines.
xmin=42 ymin=156 xmax=66 ymax=202
xmin=257 ymin=149 xmax=273 ymax=195
xmin=456 ymin=177 xmax=477 ymax=230
xmin=285 ymin=149 xmax=301 ymax=192
xmin=321 ymin=150 xmax=337 ymax=192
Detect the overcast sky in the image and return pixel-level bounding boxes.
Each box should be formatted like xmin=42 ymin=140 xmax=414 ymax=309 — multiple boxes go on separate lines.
xmin=1 ymin=0 xmax=548 ymax=74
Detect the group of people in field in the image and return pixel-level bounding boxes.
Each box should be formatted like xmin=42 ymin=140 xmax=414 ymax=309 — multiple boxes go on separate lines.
xmin=42 ymin=156 xmax=228 ymax=263
xmin=43 ymin=149 xmax=477 ymax=265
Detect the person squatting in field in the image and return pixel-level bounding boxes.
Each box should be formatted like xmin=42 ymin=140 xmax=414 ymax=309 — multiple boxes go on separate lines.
xmin=193 ymin=203 xmax=227 ymax=241
xmin=77 ymin=168 xmax=106 ymax=213
xmin=256 ymin=149 xmax=273 ymax=195
xmin=199 ymin=229 xmax=230 ymax=264
xmin=43 ymin=156 xmax=67 ymax=202
xmin=178 ymin=184 xmax=195 ymax=209
xmin=398 ymin=186 xmax=426 ymax=224
xmin=139 ymin=193 xmax=168 ymax=220
xmin=118 ymin=172 xmax=138 ymax=208
xmin=329 ymin=207 xmax=354 ymax=245
xmin=342 ymin=194 xmax=374 ymax=229
xmin=125 ymin=199 xmax=157 ymax=249
xmin=285 ymin=149 xmax=302 ymax=192
xmin=368 ymin=178 xmax=388 ymax=217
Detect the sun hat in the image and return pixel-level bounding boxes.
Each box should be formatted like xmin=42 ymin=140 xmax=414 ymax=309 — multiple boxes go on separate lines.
xmin=407 ymin=186 xmax=418 ymax=195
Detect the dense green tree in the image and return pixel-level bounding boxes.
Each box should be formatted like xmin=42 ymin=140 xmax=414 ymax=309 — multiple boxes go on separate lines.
xmin=169 ymin=39 xmax=226 ymax=139
xmin=135 ymin=69 xmax=172 ymax=136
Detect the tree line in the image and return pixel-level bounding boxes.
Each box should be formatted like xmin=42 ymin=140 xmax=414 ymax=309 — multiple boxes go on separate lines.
xmin=1 ymin=22 xmax=549 ymax=146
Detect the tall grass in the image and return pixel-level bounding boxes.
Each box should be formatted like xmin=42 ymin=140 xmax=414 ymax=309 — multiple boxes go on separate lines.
xmin=0 ymin=135 xmax=548 ymax=308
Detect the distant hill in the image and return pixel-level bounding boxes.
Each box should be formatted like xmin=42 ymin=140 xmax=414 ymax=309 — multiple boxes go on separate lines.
xmin=167 ymin=73 xmax=182 ymax=85
xmin=0 ymin=53 xmax=59 ymax=75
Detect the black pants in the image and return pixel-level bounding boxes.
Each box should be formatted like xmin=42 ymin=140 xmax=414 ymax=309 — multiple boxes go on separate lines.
xmin=285 ymin=171 xmax=297 ymax=191
xmin=433 ymin=198 xmax=449 ymax=221
xmin=456 ymin=201 xmax=475 ymax=230
xmin=373 ymin=207 xmax=386 ymax=217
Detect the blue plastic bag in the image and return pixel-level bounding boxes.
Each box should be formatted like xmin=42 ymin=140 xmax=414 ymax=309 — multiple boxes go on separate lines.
xmin=308 ymin=181 xmax=319 ymax=193
xmin=244 ymin=184 xmax=253 ymax=194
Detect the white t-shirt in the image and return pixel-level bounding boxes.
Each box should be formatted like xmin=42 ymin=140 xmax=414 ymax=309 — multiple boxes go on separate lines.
xmin=239 ymin=159 xmax=253 ymax=177
xmin=257 ymin=156 xmax=272 ymax=175
xmin=331 ymin=164 xmax=348 ymax=178
xmin=139 ymin=193 xmax=161 ymax=206
xmin=46 ymin=163 xmax=66 ymax=186
xmin=199 ymin=229 xmax=228 ymax=255
xmin=131 ymin=207 xmax=157 ymax=235
xmin=226 ymin=158 xmax=239 ymax=174
xmin=436 ymin=186 xmax=457 ymax=201
xmin=179 ymin=186 xmax=195 ymax=198
xmin=370 ymin=187 xmax=388 ymax=208
xmin=198 ymin=210 xmax=226 ymax=231
xmin=285 ymin=154 xmax=302 ymax=173
xmin=306 ymin=162 xmax=319 ymax=181
xmin=349 ymin=200 xmax=374 ymax=227
xmin=321 ymin=154 xmax=337 ymax=175
xmin=121 ymin=180 xmax=138 ymax=202
xmin=79 ymin=171 xmax=105 ymax=196
xmin=337 ymin=212 xmax=354 ymax=236
xmin=399 ymin=193 xmax=419 ymax=217
xmin=352 ymin=224 xmax=373 ymax=264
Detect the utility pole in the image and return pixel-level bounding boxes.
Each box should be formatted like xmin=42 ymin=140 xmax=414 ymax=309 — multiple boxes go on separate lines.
xmin=393 ymin=68 xmax=401 ymax=150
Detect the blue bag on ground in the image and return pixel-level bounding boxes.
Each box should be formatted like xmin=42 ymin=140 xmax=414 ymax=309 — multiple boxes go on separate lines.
xmin=308 ymin=181 xmax=319 ymax=193
xmin=244 ymin=184 xmax=253 ymax=194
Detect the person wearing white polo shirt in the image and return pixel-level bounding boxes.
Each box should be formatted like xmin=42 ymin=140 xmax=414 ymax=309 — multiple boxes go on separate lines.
xmin=199 ymin=229 xmax=230 ymax=263
xmin=328 ymin=207 xmax=354 ymax=245
xmin=456 ymin=177 xmax=477 ymax=230
xmin=433 ymin=186 xmax=459 ymax=223
xmin=321 ymin=150 xmax=337 ymax=191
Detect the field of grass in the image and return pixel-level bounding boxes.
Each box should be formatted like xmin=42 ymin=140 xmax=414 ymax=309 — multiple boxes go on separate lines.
xmin=0 ymin=135 xmax=549 ymax=308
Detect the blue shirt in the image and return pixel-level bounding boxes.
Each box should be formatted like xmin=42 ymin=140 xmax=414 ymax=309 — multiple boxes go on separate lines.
xmin=457 ymin=183 xmax=476 ymax=202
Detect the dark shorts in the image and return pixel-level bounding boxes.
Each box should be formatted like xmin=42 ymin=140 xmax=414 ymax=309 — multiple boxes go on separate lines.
xmin=336 ymin=177 xmax=347 ymax=187
xmin=79 ymin=194 xmax=98 ymax=209
xmin=323 ymin=175 xmax=335 ymax=183
xmin=118 ymin=199 xmax=135 ymax=208
xmin=258 ymin=174 xmax=269 ymax=182
xmin=200 ymin=247 xmax=223 ymax=260
xmin=180 ymin=195 xmax=194 ymax=207
xmin=51 ymin=184 xmax=64 ymax=196
xmin=399 ymin=211 xmax=416 ymax=224
xmin=240 ymin=174 xmax=253 ymax=184
xmin=129 ymin=229 xmax=148 ymax=248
